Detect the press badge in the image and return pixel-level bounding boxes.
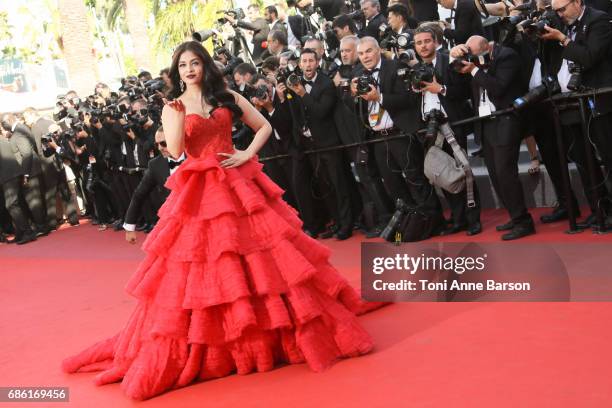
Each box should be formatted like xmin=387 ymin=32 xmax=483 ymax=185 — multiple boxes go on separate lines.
xmin=88 ymin=155 xmax=96 ymax=164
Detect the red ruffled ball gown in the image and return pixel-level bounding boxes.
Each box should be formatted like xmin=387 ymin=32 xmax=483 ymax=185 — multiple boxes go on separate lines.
xmin=62 ymin=107 xmax=381 ymax=400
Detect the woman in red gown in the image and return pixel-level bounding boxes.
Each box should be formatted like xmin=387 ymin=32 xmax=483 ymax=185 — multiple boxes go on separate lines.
xmin=62 ymin=41 xmax=377 ymax=400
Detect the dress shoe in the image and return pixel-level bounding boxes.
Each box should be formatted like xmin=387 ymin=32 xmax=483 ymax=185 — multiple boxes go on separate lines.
xmin=319 ymin=227 xmax=336 ymax=239
xmin=16 ymin=233 xmax=37 ymax=245
xmin=576 ymin=214 xmax=596 ymax=229
xmin=496 ymin=221 xmax=514 ymax=231
xmin=365 ymin=225 xmax=383 ymax=239
xmin=335 ymin=229 xmax=352 ymax=241
xmin=501 ymin=223 xmax=535 ymax=241
xmin=466 ymin=222 xmax=482 ymax=236
xmin=36 ymin=227 xmax=51 ymax=237
xmin=439 ymin=224 xmax=467 ymax=236
xmin=540 ymin=207 xmax=580 ymax=224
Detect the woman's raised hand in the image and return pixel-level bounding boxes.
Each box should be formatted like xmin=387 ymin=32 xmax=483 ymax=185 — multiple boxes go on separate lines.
xmin=164 ymin=98 xmax=186 ymax=114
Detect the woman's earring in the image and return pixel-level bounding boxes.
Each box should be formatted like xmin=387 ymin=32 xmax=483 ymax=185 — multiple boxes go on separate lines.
xmin=180 ymin=79 xmax=185 ymax=92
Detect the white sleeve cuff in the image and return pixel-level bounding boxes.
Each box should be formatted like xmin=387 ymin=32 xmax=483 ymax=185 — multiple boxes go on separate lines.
xmin=123 ymin=223 xmax=136 ymax=232
xmin=470 ymin=67 xmax=480 ymax=77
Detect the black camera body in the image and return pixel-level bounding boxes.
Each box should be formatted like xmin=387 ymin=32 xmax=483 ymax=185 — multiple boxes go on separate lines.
xmin=379 ymin=24 xmax=413 ymax=51
xmin=407 ymin=62 xmax=435 ymax=90
xmin=424 ymin=109 xmax=446 ymax=140
xmin=450 ymin=52 xmax=492 ymax=72
xmin=513 ymin=75 xmax=561 ymax=109
xmin=356 ymin=74 xmax=377 ymax=95
xmin=566 ymin=62 xmax=583 ymax=91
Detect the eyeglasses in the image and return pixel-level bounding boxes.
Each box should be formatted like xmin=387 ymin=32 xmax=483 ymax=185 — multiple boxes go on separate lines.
xmin=155 ymin=141 xmax=167 ymax=148
xmin=553 ymin=0 xmax=575 ymax=14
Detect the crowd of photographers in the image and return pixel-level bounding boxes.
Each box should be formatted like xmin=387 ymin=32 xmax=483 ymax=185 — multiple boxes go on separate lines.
xmin=1 ymin=0 xmax=611 ymax=245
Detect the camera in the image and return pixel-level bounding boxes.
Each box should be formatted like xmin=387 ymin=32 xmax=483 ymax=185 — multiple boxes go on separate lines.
xmin=407 ymin=62 xmax=435 ymax=90
xmin=287 ymin=72 xmax=302 ymax=88
xmin=450 ymin=52 xmax=491 ymax=72
xmin=379 ymin=24 xmax=413 ymax=51
xmin=566 ymin=62 xmax=583 ymax=91
xmin=356 ymin=74 xmax=377 ymax=95
xmin=513 ymin=75 xmax=561 ymax=109
xmin=216 ymin=8 xmax=246 ymax=24
xmin=517 ymin=6 xmax=562 ymax=35
xmin=380 ymin=198 xmax=410 ymax=241
xmin=424 ymin=109 xmax=446 ymax=141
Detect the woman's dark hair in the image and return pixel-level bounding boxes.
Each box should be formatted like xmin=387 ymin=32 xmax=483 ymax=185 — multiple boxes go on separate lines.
xmin=168 ymin=41 xmax=242 ymax=119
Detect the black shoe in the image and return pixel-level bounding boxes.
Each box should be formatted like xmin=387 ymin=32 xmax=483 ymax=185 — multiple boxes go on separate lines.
xmin=143 ymin=223 xmax=154 ymax=233
xmin=496 ymin=221 xmax=514 ymax=231
xmin=365 ymin=226 xmax=383 ymax=239
xmin=440 ymin=224 xmax=467 ymax=236
xmin=466 ymin=222 xmax=482 ymax=236
xmin=319 ymin=228 xmax=335 ymax=239
xmin=576 ymin=214 xmax=596 ymax=229
xmin=502 ymin=223 xmax=535 ymax=241
xmin=112 ymin=219 xmax=124 ymax=231
xmin=16 ymin=233 xmax=37 ymax=245
xmin=335 ymin=228 xmax=352 ymax=241
xmin=36 ymin=227 xmax=51 ymax=237
xmin=540 ymin=207 xmax=580 ymax=224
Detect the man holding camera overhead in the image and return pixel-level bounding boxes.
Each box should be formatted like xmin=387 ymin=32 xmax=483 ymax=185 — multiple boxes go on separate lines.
xmin=350 ymin=36 xmax=444 ymax=238
xmin=451 ymin=35 xmax=535 ymax=240
xmin=538 ymin=0 xmax=612 ymax=227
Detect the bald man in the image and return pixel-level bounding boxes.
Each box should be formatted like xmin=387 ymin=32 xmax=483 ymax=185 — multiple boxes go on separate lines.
xmin=451 ymin=35 xmax=535 ymax=240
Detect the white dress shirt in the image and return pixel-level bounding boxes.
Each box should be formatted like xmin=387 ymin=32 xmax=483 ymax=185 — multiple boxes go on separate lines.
xmin=421 ymin=58 xmax=448 ymax=120
xmin=368 ymin=60 xmax=394 ymax=131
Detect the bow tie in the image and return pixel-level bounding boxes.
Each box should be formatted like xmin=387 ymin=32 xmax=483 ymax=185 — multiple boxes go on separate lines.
xmin=302 ymin=79 xmax=314 ymax=86
xmin=364 ymin=67 xmax=380 ymax=76
xmin=168 ymin=159 xmax=184 ymax=169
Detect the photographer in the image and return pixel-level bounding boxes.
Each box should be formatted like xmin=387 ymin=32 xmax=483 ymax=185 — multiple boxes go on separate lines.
xmin=295 ymin=0 xmax=344 ymax=21
xmin=387 ymin=3 xmax=419 ymax=33
xmin=0 ymin=113 xmax=49 ymax=235
xmin=350 ymin=36 xmax=444 ymax=238
xmin=538 ymin=0 xmax=612 ymax=226
xmin=413 ymin=26 xmax=481 ymax=235
xmin=437 ymin=0 xmax=485 ymax=46
xmin=286 ymin=48 xmax=355 ymax=240
xmin=451 ymin=35 xmax=535 ymax=239
xmin=360 ymin=0 xmax=388 ymax=39
xmin=223 ymin=4 xmax=270 ymax=64
xmin=332 ymin=14 xmax=359 ymax=39
xmin=335 ymin=35 xmax=394 ymax=237
xmin=261 ymin=30 xmax=290 ymax=61
xmin=249 ymin=74 xmax=298 ymax=208
xmin=42 ymin=123 xmax=81 ymax=228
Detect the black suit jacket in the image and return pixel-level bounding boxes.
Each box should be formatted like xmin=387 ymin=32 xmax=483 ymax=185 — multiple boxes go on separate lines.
xmin=444 ymin=0 xmax=485 ymax=46
xmin=124 ymin=154 xmax=171 ymax=225
xmin=10 ymin=127 xmax=43 ymax=177
xmin=30 ymin=117 xmax=58 ymax=173
xmin=314 ymin=0 xmax=344 ymax=20
xmin=288 ymin=15 xmax=306 ymax=42
xmin=352 ymin=58 xmax=421 ymax=133
xmin=360 ymin=13 xmax=387 ymax=40
xmin=0 ymin=137 xmax=23 ymax=184
xmin=586 ymin=0 xmax=612 ymax=15
xmin=469 ymin=44 xmax=524 ymax=111
xmin=433 ymin=52 xmax=472 ymax=124
xmin=411 ymin=0 xmax=440 ymax=22
xmin=260 ymin=92 xmax=293 ymax=157
xmin=295 ymin=73 xmax=342 ymax=149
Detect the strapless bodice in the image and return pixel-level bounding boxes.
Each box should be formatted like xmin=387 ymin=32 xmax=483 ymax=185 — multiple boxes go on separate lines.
xmin=184 ymin=107 xmax=234 ymax=159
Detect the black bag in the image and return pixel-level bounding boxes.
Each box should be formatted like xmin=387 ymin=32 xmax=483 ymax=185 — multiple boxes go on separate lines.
xmin=381 ymin=199 xmax=444 ymax=242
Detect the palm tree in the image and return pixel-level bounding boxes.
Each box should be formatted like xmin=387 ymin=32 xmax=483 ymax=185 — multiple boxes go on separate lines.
xmin=123 ymin=0 xmax=153 ymax=71
xmin=57 ymin=0 xmax=100 ymax=96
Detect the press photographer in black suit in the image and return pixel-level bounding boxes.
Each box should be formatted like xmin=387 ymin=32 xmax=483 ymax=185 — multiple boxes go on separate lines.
xmin=1 ymin=114 xmax=49 ymax=235
xmin=0 ymin=128 xmax=37 ymax=244
xmin=437 ymin=0 xmax=485 ymax=46
xmin=222 ymin=4 xmax=270 ymax=64
xmin=286 ymin=48 xmax=354 ymax=240
xmin=335 ymin=35 xmax=394 ymax=237
xmin=350 ymin=36 xmax=444 ymax=231
xmin=124 ymin=127 xmax=183 ymax=243
xmin=538 ymin=0 xmax=612 ymax=226
xmin=451 ymin=36 xmax=535 ymax=240
xmin=360 ymin=0 xmax=388 ymax=40
xmin=413 ymin=26 xmax=482 ymax=236
xmin=249 ymin=74 xmax=298 ymax=209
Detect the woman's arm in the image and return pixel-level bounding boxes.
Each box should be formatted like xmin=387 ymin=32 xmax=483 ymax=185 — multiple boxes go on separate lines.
xmin=161 ymin=99 xmax=186 ymax=159
xmin=219 ymin=90 xmax=272 ymax=168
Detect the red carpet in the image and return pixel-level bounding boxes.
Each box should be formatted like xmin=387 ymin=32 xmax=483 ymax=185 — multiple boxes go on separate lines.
xmin=1 ymin=207 xmax=611 ymax=407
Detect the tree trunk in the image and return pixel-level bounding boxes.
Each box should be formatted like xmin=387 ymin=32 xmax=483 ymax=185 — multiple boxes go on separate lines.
xmin=57 ymin=0 xmax=99 ymax=96
xmin=124 ymin=0 xmax=153 ymax=73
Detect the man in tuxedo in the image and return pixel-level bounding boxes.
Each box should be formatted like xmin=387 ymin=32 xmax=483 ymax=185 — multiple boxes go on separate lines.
xmin=250 ymin=74 xmax=298 ymax=209
xmin=296 ymin=0 xmax=344 ymax=21
xmin=333 ymin=14 xmax=359 ymax=39
xmin=387 ymin=3 xmax=419 ymax=32
xmin=23 ymin=108 xmax=63 ymax=229
xmin=350 ymin=37 xmax=444 ymax=234
xmin=451 ymin=36 xmax=535 ymax=240
xmin=124 ymin=127 xmax=184 ymax=243
xmin=0 ymin=128 xmax=37 ymax=244
xmin=274 ymin=1 xmax=306 ymax=48
xmin=0 ymin=113 xmax=49 ymax=235
xmin=537 ymin=0 xmax=612 ymax=227
xmin=224 ymin=4 xmax=270 ymax=64
xmin=413 ymin=26 xmax=481 ymax=236
xmin=334 ymin=35 xmax=394 ymax=237
xmin=437 ymin=0 xmax=485 ymax=46
xmin=360 ymin=0 xmax=388 ymax=39
xmin=287 ymin=48 xmax=354 ymax=240
xmin=260 ymin=30 xmax=290 ymax=61
xmin=265 ymin=6 xmax=286 ymax=33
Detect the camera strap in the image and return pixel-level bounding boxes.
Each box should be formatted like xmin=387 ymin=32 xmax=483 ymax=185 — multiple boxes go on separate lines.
xmin=436 ymin=123 xmax=476 ymax=207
